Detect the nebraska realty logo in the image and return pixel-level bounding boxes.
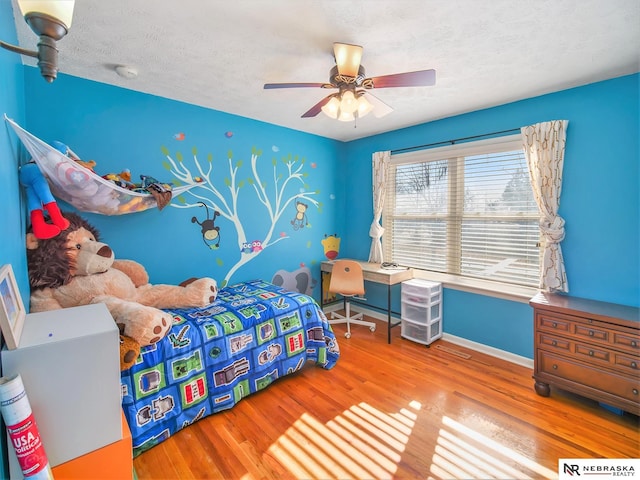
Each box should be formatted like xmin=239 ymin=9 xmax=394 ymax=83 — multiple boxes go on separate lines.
xmin=559 ymin=459 xmax=639 ymax=479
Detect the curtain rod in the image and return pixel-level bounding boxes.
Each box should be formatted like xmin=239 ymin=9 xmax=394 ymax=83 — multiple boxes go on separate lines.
xmin=390 ymin=127 xmax=521 ymax=155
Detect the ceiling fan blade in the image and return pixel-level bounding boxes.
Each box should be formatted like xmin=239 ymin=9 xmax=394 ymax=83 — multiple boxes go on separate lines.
xmin=367 ymin=69 xmax=436 ymax=89
xmin=264 ymin=82 xmax=327 ymax=89
xmin=362 ymin=91 xmax=394 ymax=118
xmin=301 ymin=95 xmax=335 ymax=118
xmin=333 ymin=42 xmax=363 ymax=77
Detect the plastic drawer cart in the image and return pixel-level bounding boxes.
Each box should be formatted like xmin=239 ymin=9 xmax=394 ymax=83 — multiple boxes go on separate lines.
xmin=401 ymin=279 xmax=443 ymax=345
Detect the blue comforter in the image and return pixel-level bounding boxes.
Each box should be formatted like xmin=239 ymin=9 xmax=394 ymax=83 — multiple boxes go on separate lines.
xmin=120 ymin=280 xmax=340 ymax=455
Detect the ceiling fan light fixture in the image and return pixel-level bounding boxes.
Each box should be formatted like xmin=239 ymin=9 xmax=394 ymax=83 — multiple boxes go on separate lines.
xmin=356 ymin=93 xmax=373 ymax=118
xmin=339 ymin=90 xmax=358 ymax=114
xmin=333 ymin=42 xmax=363 ymax=78
xmin=321 ymin=96 xmax=340 ymax=119
xmin=0 ymin=0 xmax=75 ymax=82
xmin=337 ymin=110 xmax=355 ymax=122
xmin=265 ymin=42 xmax=436 ymax=122
xmin=321 ymin=89 xmax=375 ymax=121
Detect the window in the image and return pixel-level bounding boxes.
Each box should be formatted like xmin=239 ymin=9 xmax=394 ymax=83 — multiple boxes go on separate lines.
xmin=383 ymin=135 xmax=540 ymax=288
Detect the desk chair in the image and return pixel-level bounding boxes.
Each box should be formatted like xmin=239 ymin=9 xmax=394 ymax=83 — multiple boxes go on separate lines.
xmin=328 ymin=260 xmax=376 ymax=338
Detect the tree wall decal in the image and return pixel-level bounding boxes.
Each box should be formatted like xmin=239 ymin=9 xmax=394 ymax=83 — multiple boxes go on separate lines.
xmin=160 ymin=145 xmax=321 ymax=287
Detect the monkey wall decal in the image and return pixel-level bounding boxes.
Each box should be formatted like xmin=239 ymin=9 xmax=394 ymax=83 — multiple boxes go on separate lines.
xmin=191 ymin=202 xmax=221 ymax=249
xmin=291 ymin=201 xmax=309 ymax=231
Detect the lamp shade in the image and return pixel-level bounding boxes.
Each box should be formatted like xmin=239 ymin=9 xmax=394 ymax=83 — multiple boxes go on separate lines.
xmin=18 ymin=0 xmax=75 ymax=28
xmin=337 ymin=110 xmax=355 ymax=122
xmin=339 ymin=90 xmax=358 ymax=114
xmin=356 ymin=94 xmax=373 ymax=118
xmin=321 ymin=96 xmax=340 ymax=119
xmin=333 ymin=43 xmax=363 ymax=78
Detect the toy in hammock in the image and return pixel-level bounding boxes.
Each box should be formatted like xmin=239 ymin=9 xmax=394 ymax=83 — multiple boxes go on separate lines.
xmin=5 ymin=115 xmax=201 ymax=215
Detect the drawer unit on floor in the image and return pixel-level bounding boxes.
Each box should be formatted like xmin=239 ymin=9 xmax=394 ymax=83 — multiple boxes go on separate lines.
xmin=401 ymin=279 xmax=442 ymax=322
xmin=401 ymin=279 xmax=443 ymax=345
xmin=401 ymin=317 xmax=442 ymax=345
xmin=402 ymin=278 xmax=442 ymax=303
xmin=530 ymin=292 xmax=639 ymax=414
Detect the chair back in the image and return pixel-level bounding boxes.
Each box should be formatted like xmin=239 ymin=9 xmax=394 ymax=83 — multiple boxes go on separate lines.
xmin=329 ymin=260 xmax=365 ymax=296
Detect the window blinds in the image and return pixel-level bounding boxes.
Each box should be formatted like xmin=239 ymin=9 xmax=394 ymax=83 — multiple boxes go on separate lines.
xmin=384 ymin=135 xmax=540 ymax=287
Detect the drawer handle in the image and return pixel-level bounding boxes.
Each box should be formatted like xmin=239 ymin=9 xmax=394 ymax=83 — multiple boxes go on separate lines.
xmin=552 ymin=340 xmax=557 ymax=346
xmin=552 ymin=322 xmax=557 ymax=328
xmin=633 ymin=389 xmax=639 ymax=396
xmin=552 ymin=364 xmax=558 ymax=370
xmin=632 ymin=341 xmax=638 ymax=347
xmin=588 ymin=330 xmax=594 ymax=337
xmin=632 ymin=362 xmax=637 ymax=369
xmin=588 ymin=350 xmax=594 ymax=356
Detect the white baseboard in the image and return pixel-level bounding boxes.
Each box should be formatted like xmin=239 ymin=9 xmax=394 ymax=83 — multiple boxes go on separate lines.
xmin=322 ymin=303 xmax=534 ymax=369
xmin=441 ymin=333 xmax=534 ymax=369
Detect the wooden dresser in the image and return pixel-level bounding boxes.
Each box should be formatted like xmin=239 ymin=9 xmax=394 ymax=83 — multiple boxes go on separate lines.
xmin=530 ymin=292 xmax=639 ymax=415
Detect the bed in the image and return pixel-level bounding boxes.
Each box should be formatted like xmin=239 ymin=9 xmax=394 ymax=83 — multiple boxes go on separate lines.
xmin=120 ymin=279 xmax=340 ymax=455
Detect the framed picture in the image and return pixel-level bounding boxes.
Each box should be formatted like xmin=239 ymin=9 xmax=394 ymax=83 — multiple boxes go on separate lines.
xmin=0 ymin=264 xmax=26 ymax=350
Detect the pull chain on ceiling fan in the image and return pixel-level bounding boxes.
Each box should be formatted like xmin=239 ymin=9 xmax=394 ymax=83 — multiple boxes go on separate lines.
xmin=264 ymin=42 xmax=436 ymax=122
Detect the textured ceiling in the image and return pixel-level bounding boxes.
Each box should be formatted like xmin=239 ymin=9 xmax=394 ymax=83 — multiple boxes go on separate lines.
xmin=10 ymin=0 xmax=640 ymax=142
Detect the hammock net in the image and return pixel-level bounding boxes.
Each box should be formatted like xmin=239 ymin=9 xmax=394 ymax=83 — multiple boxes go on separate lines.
xmin=5 ymin=115 xmax=199 ymax=215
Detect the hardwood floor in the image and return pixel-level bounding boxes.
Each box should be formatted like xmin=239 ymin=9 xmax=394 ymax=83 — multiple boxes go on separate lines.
xmin=133 ymin=316 xmax=639 ymax=479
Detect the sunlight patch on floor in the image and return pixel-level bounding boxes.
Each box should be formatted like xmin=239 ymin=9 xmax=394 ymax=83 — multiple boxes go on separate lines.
xmin=267 ymin=401 xmax=422 ymax=479
xmin=428 ymin=416 xmax=557 ymax=480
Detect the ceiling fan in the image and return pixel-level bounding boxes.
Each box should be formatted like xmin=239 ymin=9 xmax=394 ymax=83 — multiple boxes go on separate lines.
xmin=264 ymin=42 xmax=436 ymax=122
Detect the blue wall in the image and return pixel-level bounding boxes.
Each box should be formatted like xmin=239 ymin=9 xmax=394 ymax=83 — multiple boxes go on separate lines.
xmin=342 ymin=74 xmax=639 ymax=357
xmin=0 ymin=3 xmax=28 ymax=310
xmin=22 ymin=71 xmax=345 ymax=293
xmin=0 ymin=4 xmax=25 ymax=476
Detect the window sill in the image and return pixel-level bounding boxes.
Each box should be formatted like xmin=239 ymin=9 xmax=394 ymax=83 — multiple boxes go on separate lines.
xmin=411 ymin=270 xmax=539 ymax=304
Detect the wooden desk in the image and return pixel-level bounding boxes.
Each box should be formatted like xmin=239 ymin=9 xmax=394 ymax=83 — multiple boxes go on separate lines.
xmin=321 ymin=260 xmax=413 ymax=343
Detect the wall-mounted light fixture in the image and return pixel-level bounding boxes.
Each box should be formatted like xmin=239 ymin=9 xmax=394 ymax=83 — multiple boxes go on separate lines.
xmin=0 ymin=0 xmax=75 ymax=83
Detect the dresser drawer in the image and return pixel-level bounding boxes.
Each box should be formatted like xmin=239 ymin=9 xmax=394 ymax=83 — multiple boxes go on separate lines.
xmin=615 ymin=353 xmax=640 ymax=375
xmin=574 ymin=323 xmax=609 ymax=343
xmin=537 ymin=350 xmax=640 ymax=404
xmin=574 ymin=342 xmax=610 ymax=363
xmin=536 ymin=314 xmax=571 ymax=334
xmin=613 ymin=331 xmax=640 ymax=355
xmin=537 ymin=332 xmax=571 ymax=352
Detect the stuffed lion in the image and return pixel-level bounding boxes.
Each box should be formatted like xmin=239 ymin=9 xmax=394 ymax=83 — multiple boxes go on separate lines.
xmin=26 ymin=212 xmax=218 ymax=369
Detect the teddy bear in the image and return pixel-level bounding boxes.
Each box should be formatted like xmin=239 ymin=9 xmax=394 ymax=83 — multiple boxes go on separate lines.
xmin=26 ymin=212 xmax=218 ymax=370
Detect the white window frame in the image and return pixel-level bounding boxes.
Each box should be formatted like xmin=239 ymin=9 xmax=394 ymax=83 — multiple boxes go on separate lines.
xmin=383 ymin=135 xmax=540 ymax=302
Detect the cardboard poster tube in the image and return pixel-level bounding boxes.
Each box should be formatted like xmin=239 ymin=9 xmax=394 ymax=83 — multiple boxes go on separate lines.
xmin=0 ymin=374 xmax=53 ymax=479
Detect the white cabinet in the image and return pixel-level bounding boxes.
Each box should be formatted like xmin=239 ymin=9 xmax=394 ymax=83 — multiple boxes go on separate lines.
xmin=2 ymin=303 xmax=122 ymax=472
xmin=401 ymin=279 xmax=443 ymax=345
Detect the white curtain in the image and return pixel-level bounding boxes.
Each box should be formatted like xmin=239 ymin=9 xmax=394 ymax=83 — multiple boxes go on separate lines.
xmin=368 ymin=151 xmax=390 ymax=263
xmin=521 ymin=120 xmax=569 ymax=292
